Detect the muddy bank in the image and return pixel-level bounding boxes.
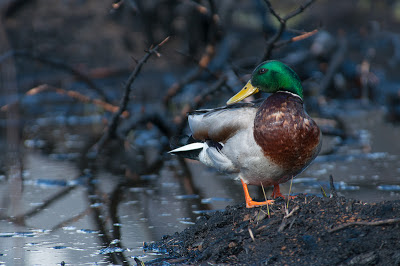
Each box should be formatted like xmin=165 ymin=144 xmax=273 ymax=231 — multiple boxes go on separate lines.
xmin=145 ymin=195 xmax=400 ymax=265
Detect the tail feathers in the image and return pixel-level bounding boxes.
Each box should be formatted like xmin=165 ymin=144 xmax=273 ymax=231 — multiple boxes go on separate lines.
xmin=169 ymin=135 xmax=204 ymax=160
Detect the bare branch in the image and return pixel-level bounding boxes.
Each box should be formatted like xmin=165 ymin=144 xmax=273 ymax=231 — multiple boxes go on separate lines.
xmin=175 ymin=77 xmax=227 ymax=134
xmin=263 ymin=0 xmax=283 ymax=23
xmin=278 ymin=206 xmax=300 ymax=232
xmin=274 ymin=29 xmax=318 ymax=49
xmin=284 ymin=0 xmax=316 ymax=21
xmin=329 ymin=175 xmax=338 ymax=199
xmin=262 ymin=0 xmax=316 ymax=61
xmin=88 ymin=36 xmax=170 ymax=158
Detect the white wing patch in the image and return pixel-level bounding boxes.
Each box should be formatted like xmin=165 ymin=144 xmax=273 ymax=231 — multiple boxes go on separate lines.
xmin=169 ymin=142 xmax=204 ymax=153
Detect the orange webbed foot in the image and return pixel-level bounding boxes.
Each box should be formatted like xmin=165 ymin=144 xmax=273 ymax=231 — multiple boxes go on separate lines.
xmin=241 ymin=179 xmax=274 ymax=208
xmin=245 ymin=199 xmax=275 ymax=208
xmin=271 ymin=184 xmax=297 ymax=199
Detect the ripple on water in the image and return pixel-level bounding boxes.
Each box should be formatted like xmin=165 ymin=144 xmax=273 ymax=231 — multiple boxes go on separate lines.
xmin=377 ymin=185 xmax=400 ymax=191
xmin=99 ymin=247 xmax=125 ymax=254
xmin=295 ymin=179 xmax=360 ymax=191
xmin=201 ymin=197 xmax=233 ymax=204
xmin=0 ymin=232 xmax=36 ymax=238
xmin=52 ymin=246 xmax=68 ymax=249
xmin=192 ymin=209 xmax=222 ymax=215
xmin=76 ymin=229 xmax=99 ymax=234
xmin=175 ymin=194 xmax=200 ymax=200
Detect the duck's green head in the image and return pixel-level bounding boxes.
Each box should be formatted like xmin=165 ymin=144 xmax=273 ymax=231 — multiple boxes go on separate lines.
xmin=227 ymin=60 xmax=303 ymax=105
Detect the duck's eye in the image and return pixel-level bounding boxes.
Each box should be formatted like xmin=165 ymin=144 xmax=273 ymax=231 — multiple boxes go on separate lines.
xmin=258 ymin=68 xmax=268 ymax=75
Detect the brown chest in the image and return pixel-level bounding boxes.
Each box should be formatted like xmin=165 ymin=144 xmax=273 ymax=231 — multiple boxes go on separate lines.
xmin=253 ymin=92 xmax=321 ymax=173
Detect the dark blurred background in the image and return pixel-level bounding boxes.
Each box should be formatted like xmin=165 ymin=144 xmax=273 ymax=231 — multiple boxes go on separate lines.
xmin=0 ymin=0 xmax=400 ymax=264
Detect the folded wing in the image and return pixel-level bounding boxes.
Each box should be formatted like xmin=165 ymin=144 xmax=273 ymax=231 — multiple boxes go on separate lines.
xmin=188 ymin=101 xmax=260 ymax=143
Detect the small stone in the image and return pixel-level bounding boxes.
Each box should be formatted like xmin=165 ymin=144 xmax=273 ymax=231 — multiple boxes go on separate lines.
xmin=228 ymin=242 xmax=237 ymax=248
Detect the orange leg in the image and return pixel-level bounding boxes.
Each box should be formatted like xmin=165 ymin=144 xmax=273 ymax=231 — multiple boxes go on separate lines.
xmin=241 ymin=179 xmax=274 ymax=208
xmin=271 ymin=184 xmax=284 ymax=198
xmin=271 ymin=184 xmax=296 ymax=199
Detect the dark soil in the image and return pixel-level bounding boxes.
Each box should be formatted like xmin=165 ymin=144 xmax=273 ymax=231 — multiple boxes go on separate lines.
xmin=145 ymin=195 xmax=400 ymax=265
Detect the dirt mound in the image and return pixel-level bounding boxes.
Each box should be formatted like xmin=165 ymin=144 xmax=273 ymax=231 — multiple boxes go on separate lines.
xmin=145 ymin=195 xmax=400 ymax=265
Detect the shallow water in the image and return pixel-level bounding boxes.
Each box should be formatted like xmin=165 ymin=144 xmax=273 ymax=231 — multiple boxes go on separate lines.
xmin=0 ymin=102 xmax=399 ymax=264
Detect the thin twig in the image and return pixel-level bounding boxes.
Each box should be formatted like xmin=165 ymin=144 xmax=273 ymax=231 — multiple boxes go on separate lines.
xmin=262 ymin=0 xmax=316 ymax=61
xmin=262 ymin=0 xmax=286 ymax=61
xmin=284 ymin=205 xmax=300 ymax=219
xmin=176 ymin=76 xmax=227 ymax=134
xmin=89 ymin=36 xmax=170 ymax=157
xmin=284 ymin=0 xmax=316 ymax=21
xmin=248 ymin=227 xmax=255 ymax=242
xmin=163 ymin=67 xmax=204 ymax=106
xmin=278 ymin=205 xmax=300 ymax=232
xmin=286 ymin=176 xmax=294 ymax=210
xmin=320 ymin=185 xmax=328 ymax=198
xmin=329 ymin=175 xmax=338 ymax=198
xmin=274 ymin=29 xmax=318 ymax=49
xmin=261 ymin=183 xmax=270 ymax=218
xmin=328 ymin=218 xmax=400 ymax=233
xmin=191 ymin=77 xmax=227 ymax=110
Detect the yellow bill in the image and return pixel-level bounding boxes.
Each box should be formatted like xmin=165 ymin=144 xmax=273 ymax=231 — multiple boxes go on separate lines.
xmin=226 ymin=80 xmax=259 ymax=105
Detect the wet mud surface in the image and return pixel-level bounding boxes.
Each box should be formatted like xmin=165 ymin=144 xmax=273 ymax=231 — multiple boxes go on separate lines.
xmin=146 ymin=195 xmax=400 ymax=265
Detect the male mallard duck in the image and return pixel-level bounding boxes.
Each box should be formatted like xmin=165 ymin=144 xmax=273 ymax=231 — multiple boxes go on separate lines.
xmin=170 ymin=60 xmax=321 ymax=208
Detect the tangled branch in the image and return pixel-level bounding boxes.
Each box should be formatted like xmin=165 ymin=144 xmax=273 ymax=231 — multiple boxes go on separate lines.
xmin=262 ymin=0 xmax=316 ymax=61
xmin=89 ymin=36 xmax=170 ymax=157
